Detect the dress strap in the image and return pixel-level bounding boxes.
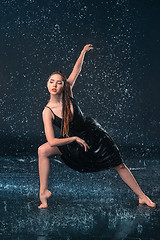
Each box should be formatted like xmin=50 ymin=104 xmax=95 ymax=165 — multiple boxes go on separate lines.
xmin=45 ymin=96 xmax=74 ymax=120
xmin=45 ymin=106 xmax=55 ymax=119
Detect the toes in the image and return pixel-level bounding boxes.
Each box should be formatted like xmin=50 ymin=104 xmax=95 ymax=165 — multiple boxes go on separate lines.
xmin=139 ymin=199 xmax=156 ymax=208
xmin=149 ymin=202 xmax=156 ymax=208
xmin=38 ymin=204 xmax=48 ymax=209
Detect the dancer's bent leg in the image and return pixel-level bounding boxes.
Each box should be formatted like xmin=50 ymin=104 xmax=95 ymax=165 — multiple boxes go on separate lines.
xmin=38 ymin=142 xmax=62 ymax=209
xmin=114 ymin=163 xmax=156 ymax=207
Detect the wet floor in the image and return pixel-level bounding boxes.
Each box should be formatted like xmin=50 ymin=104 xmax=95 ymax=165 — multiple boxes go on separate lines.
xmin=0 ymin=155 xmax=159 ymax=240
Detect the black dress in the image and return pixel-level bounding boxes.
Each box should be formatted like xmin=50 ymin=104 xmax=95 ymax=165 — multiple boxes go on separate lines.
xmin=46 ymin=97 xmax=123 ymax=173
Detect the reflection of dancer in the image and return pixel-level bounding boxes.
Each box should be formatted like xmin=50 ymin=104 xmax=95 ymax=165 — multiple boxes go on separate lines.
xmin=38 ymin=44 xmax=156 ymax=209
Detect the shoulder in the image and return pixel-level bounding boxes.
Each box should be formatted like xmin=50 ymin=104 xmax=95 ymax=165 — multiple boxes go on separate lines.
xmin=42 ymin=106 xmax=55 ymax=121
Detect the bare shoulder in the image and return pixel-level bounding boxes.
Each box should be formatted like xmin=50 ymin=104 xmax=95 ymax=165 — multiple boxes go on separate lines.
xmin=42 ymin=106 xmax=55 ymax=121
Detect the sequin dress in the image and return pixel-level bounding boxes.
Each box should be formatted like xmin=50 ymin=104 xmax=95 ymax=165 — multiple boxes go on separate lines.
xmin=46 ymin=97 xmax=123 ymax=172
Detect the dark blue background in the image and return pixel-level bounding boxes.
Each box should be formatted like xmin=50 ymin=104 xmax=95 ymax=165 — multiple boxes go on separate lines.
xmin=0 ymin=2 xmax=160 ymax=239
xmin=1 ymin=0 xmax=160 ymax=156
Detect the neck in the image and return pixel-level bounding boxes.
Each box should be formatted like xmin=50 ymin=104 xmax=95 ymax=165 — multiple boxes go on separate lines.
xmin=49 ymin=94 xmax=63 ymax=104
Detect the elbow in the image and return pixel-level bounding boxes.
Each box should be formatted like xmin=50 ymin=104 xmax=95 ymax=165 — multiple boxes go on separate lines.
xmin=74 ymin=65 xmax=81 ymax=72
xmin=48 ymin=139 xmax=57 ymax=147
xmin=48 ymin=142 xmax=54 ymax=147
xmin=78 ymin=66 xmax=82 ymax=72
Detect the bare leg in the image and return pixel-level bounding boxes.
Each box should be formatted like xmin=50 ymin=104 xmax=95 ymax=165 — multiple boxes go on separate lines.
xmin=114 ymin=163 xmax=156 ymax=207
xmin=38 ymin=142 xmax=62 ymax=209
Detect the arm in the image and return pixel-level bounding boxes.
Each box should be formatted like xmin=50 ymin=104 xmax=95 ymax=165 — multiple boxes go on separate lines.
xmin=42 ymin=108 xmax=90 ymax=151
xmin=67 ymin=44 xmax=93 ymax=88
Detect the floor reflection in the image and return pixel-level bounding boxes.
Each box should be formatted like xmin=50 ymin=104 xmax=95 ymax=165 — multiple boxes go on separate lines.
xmin=0 ymin=156 xmax=159 ymax=239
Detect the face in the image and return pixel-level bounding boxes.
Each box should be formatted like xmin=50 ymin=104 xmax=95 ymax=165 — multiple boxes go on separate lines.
xmin=47 ymin=74 xmax=64 ymax=95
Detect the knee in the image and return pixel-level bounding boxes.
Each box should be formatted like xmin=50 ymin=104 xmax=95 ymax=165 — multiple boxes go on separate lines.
xmin=114 ymin=163 xmax=126 ymax=171
xmin=38 ymin=145 xmax=47 ymax=157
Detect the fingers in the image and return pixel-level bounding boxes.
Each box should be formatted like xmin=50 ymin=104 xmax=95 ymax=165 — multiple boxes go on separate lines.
xmin=77 ymin=139 xmax=90 ymax=152
xmin=83 ymin=142 xmax=90 ymax=152
xmin=84 ymin=44 xmax=94 ymax=52
xmin=87 ymin=43 xmax=93 ymax=48
xmin=88 ymin=44 xmax=93 ymax=50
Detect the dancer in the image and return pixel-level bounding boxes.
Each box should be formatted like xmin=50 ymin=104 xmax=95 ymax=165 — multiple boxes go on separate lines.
xmin=38 ymin=44 xmax=156 ymax=209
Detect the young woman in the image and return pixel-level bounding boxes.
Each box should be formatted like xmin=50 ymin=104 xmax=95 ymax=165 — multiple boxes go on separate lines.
xmin=38 ymin=44 xmax=156 ymax=209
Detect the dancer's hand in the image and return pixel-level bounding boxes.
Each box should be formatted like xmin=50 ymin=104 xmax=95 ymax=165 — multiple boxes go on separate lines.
xmin=75 ymin=137 xmax=90 ymax=152
xmin=83 ymin=44 xmax=93 ymax=52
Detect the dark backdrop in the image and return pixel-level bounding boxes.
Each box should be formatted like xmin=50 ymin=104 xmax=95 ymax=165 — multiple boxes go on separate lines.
xmin=0 ymin=0 xmax=160 ymax=156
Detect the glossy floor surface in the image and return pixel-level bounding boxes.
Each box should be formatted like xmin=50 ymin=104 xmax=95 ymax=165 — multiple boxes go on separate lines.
xmin=0 ymin=155 xmax=159 ymax=240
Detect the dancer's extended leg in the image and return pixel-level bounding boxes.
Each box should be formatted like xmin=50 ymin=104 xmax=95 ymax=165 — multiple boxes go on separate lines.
xmin=114 ymin=163 xmax=156 ymax=207
xmin=38 ymin=142 xmax=62 ymax=209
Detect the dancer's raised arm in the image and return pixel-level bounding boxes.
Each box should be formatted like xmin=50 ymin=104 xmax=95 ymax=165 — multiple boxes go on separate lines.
xmin=67 ymin=44 xmax=93 ymax=88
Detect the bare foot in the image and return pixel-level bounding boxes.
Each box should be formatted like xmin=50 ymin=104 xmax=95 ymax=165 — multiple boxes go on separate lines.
xmin=139 ymin=195 xmax=156 ymax=208
xmin=38 ymin=189 xmax=52 ymax=209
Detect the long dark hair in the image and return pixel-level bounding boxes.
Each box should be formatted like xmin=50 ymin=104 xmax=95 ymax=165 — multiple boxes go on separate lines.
xmin=48 ymin=70 xmax=73 ymax=137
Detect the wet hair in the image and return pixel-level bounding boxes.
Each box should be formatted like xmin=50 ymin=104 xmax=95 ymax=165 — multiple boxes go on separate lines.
xmin=48 ymin=70 xmax=73 ymax=137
